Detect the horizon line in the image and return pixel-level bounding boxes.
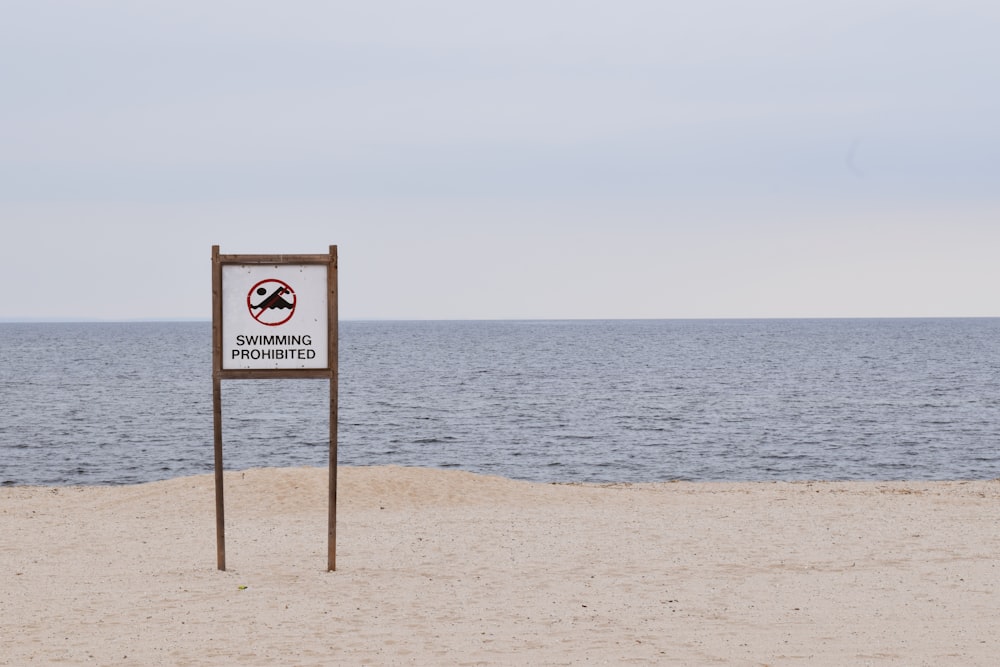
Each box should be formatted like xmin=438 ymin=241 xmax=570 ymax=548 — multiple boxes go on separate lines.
xmin=3 ymin=315 xmax=999 ymax=324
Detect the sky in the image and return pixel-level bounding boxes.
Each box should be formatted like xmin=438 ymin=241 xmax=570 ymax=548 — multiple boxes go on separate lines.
xmin=2 ymin=0 xmax=999 ymax=320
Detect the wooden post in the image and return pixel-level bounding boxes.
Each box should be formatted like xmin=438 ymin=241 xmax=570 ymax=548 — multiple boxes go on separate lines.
xmin=211 ymin=245 xmax=226 ymax=571
xmin=213 ymin=375 xmax=225 ymax=571
xmin=328 ymin=245 xmax=339 ymax=571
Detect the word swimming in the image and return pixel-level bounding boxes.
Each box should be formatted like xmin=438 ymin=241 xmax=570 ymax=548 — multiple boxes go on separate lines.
xmin=235 ymin=334 xmax=313 ymax=346
xmin=231 ymin=333 xmax=317 ymax=360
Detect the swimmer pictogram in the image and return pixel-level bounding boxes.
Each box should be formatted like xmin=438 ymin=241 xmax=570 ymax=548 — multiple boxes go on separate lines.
xmin=247 ymin=278 xmax=296 ymax=326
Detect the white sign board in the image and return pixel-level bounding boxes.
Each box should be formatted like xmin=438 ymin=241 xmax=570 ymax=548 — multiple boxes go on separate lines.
xmin=221 ymin=263 xmax=329 ymax=369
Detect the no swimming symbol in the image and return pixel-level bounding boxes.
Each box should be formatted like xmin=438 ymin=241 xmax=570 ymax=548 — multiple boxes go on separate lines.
xmin=247 ymin=278 xmax=296 ymax=326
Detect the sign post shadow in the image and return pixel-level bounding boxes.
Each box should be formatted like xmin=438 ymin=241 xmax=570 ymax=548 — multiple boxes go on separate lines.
xmin=211 ymin=245 xmax=339 ymax=571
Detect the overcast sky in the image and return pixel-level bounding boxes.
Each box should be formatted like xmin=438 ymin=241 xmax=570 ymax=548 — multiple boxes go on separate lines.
xmin=2 ymin=1 xmax=999 ymax=320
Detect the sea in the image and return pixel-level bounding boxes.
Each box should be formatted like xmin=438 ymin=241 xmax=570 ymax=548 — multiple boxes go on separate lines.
xmin=1 ymin=319 xmax=999 ymax=486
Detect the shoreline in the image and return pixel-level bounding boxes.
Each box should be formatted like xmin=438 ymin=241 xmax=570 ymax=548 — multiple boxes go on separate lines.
xmin=3 ymin=466 xmax=999 ymax=665
xmin=7 ymin=463 xmax=1000 ymax=490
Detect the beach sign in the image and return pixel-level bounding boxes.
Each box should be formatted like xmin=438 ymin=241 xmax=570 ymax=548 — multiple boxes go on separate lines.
xmin=211 ymin=246 xmax=339 ymax=572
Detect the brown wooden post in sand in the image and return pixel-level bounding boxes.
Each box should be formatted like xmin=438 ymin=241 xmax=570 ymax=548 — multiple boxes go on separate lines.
xmin=211 ymin=245 xmax=339 ymax=571
xmin=327 ymin=247 xmax=339 ymax=571
xmin=211 ymin=247 xmax=226 ymax=571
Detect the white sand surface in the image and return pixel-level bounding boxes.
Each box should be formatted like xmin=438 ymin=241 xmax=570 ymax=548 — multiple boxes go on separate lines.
xmin=2 ymin=466 xmax=999 ymax=665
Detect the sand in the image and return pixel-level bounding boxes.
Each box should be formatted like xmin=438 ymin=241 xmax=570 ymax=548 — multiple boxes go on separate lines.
xmin=2 ymin=467 xmax=998 ymax=666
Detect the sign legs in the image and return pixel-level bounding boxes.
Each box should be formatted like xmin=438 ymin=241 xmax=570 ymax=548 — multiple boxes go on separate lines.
xmin=213 ymin=375 xmax=226 ymax=571
xmin=328 ymin=377 xmax=338 ymax=571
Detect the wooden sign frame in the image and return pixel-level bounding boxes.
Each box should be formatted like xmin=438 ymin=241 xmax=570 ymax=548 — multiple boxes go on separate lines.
xmin=211 ymin=245 xmax=339 ymax=571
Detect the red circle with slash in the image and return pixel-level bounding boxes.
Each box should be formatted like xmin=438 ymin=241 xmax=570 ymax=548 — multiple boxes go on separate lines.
xmin=246 ymin=278 xmax=296 ymax=326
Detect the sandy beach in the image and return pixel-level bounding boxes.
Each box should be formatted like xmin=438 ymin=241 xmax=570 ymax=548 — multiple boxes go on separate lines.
xmin=2 ymin=466 xmax=998 ymax=665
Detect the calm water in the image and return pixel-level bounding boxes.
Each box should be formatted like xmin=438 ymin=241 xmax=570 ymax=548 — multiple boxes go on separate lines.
xmin=1 ymin=319 xmax=999 ymax=486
